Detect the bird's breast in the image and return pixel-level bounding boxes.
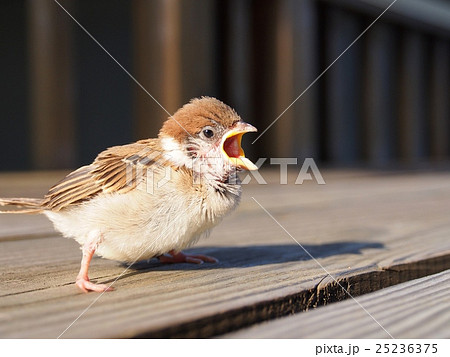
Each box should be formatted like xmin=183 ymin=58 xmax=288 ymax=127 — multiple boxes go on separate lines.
xmin=46 ymin=169 xmax=242 ymax=262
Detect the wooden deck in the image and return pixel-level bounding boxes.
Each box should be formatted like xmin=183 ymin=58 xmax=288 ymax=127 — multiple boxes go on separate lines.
xmin=0 ymin=169 xmax=449 ymax=338
xmin=224 ymin=270 xmax=450 ymax=338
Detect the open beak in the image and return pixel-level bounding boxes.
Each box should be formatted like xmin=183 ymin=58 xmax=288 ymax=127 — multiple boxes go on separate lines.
xmin=221 ymin=122 xmax=258 ymax=171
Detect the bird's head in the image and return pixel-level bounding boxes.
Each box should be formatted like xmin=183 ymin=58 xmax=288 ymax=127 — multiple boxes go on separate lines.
xmin=159 ymin=97 xmax=257 ymax=181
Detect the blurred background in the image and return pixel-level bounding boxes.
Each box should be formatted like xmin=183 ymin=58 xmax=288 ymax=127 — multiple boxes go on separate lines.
xmin=0 ymin=0 xmax=449 ymax=171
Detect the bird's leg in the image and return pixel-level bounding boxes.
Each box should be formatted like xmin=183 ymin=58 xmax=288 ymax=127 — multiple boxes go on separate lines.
xmin=158 ymin=250 xmax=218 ymax=264
xmin=76 ymin=232 xmax=114 ymax=293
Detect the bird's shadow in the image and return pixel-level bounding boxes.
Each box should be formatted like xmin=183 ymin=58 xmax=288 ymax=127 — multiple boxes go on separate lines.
xmin=108 ymin=241 xmax=384 ymax=283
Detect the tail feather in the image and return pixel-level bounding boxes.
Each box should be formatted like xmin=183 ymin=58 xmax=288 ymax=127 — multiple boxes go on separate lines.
xmin=0 ymin=198 xmax=44 ymax=214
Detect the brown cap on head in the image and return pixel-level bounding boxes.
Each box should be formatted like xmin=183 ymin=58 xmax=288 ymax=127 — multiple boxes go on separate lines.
xmin=159 ymin=97 xmax=241 ymax=143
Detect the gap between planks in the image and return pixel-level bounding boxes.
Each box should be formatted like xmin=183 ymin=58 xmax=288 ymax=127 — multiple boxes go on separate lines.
xmin=134 ymin=254 xmax=450 ymax=338
xmin=223 ymin=269 xmax=450 ymax=338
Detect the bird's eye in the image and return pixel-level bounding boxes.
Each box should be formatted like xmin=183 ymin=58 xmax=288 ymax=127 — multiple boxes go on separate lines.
xmin=202 ymin=128 xmax=214 ymax=139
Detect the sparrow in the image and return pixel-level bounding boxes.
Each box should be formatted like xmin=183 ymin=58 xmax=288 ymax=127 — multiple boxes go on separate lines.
xmin=0 ymin=97 xmax=257 ymax=292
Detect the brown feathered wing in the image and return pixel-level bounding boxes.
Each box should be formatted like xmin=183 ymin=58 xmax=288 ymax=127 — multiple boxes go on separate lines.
xmin=0 ymin=139 xmax=164 ymax=213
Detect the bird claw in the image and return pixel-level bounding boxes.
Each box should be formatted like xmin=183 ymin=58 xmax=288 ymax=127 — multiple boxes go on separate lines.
xmin=76 ymin=276 xmax=114 ymax=293
xmin=159 ymin=250 xmax=218 ymax=265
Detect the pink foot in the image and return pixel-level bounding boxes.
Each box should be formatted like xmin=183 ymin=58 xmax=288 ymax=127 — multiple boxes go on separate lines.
xmin=158 ymin=250 xmax=218 ymax=265
xmin=75 ymin=233 xmax=114 ymax=293
xmin=76 ymin=276 xmax=114 ymax=293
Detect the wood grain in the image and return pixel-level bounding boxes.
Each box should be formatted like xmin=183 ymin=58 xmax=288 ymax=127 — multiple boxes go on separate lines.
xmin=224 ymin=269 xmax=450 ymax=338
xmin=0 ymin=170 xmax=449 ymax=338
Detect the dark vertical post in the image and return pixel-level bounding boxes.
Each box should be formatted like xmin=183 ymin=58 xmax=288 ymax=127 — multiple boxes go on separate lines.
xmin=398 ymin=32 xmax=427 ymax=162
xmin=429 ymin=40 xmax=449 ymax=160
xmin=250 ymin=0 xmax=278 ymax=159
xmin=223 ymin=0 xmax=254 ymax=157
xmin=363 ymin=23 xmax=397 ymax=165
xmin=27 ymin=0 xmax=76 ymax=169
xmin=324 ymin=7 xmax=362 ymax=164
xmin=132 ymin=0 xmax=181 ymax=139
xmin=291 ymin=0 xmax=318 ymax=160
xmin=0 ymin=1 xmax=30 ymax=170
xmin=274 ymin=0 xmax=295 ymax=158
xmin=179 ymin=0 xmax=218 ymax=102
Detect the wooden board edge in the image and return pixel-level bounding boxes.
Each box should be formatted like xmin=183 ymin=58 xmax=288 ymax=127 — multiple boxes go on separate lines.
xmin=129 ymin=253 xmax=450 ymax=338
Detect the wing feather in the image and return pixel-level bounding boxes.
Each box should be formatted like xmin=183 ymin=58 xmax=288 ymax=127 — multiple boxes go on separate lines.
xmin=43 ymin=140 xmax=164 ymax=211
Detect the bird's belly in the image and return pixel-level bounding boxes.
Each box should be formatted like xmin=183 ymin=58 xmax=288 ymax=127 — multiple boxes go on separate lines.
xmin=45 ymin=189 xmax=233 ymax=262
xmin=95 ymin=205 xmax=212 ymax=262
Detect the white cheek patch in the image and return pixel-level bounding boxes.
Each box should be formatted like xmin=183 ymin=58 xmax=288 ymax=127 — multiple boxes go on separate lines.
xmin=161 ymin=137 xmax=193 ymax=168
xmin=161 ymin=136 xmax=233 ymax=181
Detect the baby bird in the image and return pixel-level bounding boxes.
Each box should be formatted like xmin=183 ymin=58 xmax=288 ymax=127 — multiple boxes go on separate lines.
xmin=0 ymin=97 xmax=257 ymax=292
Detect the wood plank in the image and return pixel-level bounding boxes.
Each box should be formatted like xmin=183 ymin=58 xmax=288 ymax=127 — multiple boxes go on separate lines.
xmin=224 ymin=269 xmax=450 ymax=338
xmin=0 ymin=170 xmax=449 ymax=338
